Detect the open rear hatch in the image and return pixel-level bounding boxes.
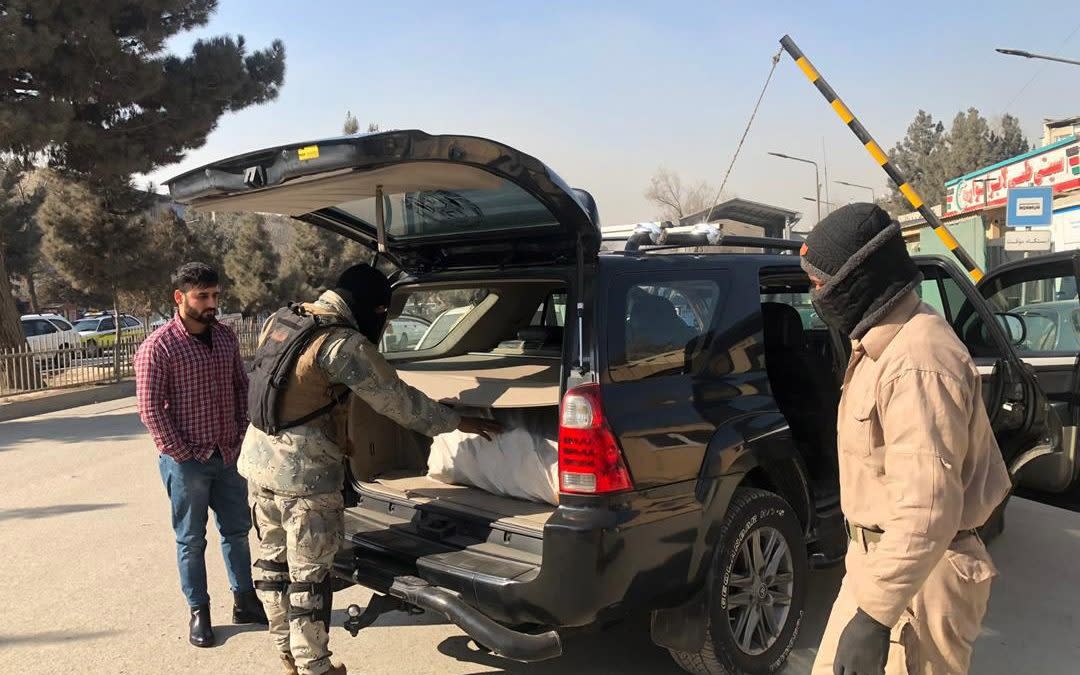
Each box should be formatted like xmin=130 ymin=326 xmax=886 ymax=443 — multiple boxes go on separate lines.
xmin=166 ymin=130 xmax=600 ymax=274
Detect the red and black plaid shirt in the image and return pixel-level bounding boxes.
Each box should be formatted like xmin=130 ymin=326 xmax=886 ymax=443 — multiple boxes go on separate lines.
xmin=135 ymin=315 xmax=249 ymax=465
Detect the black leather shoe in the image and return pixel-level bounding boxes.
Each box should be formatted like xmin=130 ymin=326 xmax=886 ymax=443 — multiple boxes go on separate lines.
xmin=189 ymin=605 xmax=215 ymax=648
xmin=233 ymin=590 xmax=268 ymax=625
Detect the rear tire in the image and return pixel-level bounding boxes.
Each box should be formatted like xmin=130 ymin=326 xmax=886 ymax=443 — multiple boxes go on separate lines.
xmin=978 ymin=491 xmax=1010 ymax=543
xmin=669 ymin=488 xmax=808 ymax=675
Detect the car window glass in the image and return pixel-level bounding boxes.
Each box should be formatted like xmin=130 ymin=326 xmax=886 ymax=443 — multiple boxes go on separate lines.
xmin=760 ymin=290 xmax=825 ymax=330
xmin=330 ymin=174 xmax=559 ymax=241
xmin=100 ymin=318 xmax=116 ymax=331
xmin=917 ymin=270 xmax=999 ymax=358
xmin=609 ymin=279 xmax=721 ymax=382
xmin=20 ymin=320 xmax=38 ymax=337
xmin=73 ymin=318 xmax=99 ymax=331
xmin=124 ymin=317 xmax=141 ymax=328
xmin=531 ymin=292 xmax=568 ymax=328
xmin=379 ymin=316 xmax=431 ymax=352
xmin=382 ymin=288 xmax=491 ymax=353
xmin=985 ymin=271 xmax=1080 ymax=355
xmin=918 ymin=278 xmax=946 ymax=316
xmin=49 ymin=318 xmax=73 ymax=331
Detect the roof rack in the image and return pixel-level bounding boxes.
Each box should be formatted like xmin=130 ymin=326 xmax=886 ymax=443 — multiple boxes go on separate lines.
xmin=604 ymin=223 xmax=802 ymax=254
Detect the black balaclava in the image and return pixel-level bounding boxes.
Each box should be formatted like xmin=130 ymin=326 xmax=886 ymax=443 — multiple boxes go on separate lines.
xmin=333 ymin=264 xmax=392 ymax=344
xmin=800 ymin=202 xmax=922 ymax=339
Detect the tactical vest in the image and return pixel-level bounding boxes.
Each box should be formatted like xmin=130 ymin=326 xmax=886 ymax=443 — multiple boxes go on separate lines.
xmin=248 ymin=303 xmax=351 ymax=436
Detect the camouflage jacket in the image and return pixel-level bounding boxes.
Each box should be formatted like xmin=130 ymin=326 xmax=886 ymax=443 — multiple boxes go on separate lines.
xmin=238 ymin=290 xmax=461 ymax=496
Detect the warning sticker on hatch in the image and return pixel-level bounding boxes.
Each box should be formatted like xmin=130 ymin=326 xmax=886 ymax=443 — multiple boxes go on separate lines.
xmin=297 ymin=145 xmax=320 ymax=161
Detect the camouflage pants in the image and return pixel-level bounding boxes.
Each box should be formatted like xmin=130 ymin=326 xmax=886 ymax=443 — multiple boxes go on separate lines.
xmin=252 ymin=487 xmax=344 ymax=675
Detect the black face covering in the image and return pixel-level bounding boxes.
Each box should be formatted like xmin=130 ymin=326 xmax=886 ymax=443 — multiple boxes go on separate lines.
xmin=805 ymin=224 xmax=922 ymax=339
xmin=810 ymin=287 xmax=867 ymax=338
xmin=332 ymin=263 xmax=392 ymax=345
xmin=352 ymin=308 xmax=387 ymax=345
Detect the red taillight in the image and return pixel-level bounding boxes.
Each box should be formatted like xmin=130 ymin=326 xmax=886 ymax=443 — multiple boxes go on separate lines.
xmin=558 ymin=383 xmax=634 ymax=494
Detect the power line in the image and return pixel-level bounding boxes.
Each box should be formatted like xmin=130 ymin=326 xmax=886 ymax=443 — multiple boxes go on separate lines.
xmin=700 ymin=47 xmax=784 ymax=225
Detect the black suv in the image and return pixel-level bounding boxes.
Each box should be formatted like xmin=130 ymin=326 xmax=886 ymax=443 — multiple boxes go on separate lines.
xmin=168 ymin=131 xmax=1071 ymax=675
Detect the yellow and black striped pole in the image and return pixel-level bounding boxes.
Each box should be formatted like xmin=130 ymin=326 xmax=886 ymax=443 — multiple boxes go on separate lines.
xmin=779 ymin=35 xmax=984 ymax=282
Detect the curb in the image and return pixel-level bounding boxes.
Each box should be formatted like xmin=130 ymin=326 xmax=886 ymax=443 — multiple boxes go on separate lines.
xmin=0 ymin=381 xmax=136 ymax=423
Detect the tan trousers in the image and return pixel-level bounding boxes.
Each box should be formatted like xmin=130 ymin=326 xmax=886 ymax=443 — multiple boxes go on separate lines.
xmin=812 ymin=534 xmax=995 ymax=675
xmin=252 ymin=487 xmax=344 ymax=675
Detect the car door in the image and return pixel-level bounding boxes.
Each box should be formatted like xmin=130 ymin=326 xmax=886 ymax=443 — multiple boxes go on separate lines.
xmin=98 ymin=317 xmax=116 ymax=344
xmin=33 ymin=319 xmax=61 ymax=351
xmin=601 ymin=269 xmax=733 ymax=488
xmin=20 ymin=319 xmax=41 ymax=351
xmin=976 ymin=251 xmax=1080 ymax=492
xmin=915 ymin=256 xmax=1070 ymax=492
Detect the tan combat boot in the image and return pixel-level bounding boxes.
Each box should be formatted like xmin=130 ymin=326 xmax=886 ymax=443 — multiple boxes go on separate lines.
xmin=279 ymin=652 xmax=298 ymax=675
xmin=324 ymin=664 xmax=347 ymax=675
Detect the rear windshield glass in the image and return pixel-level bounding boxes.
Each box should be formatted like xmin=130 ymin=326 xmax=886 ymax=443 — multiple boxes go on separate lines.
xmin=330 ymin=181 xmax=557 ymax=240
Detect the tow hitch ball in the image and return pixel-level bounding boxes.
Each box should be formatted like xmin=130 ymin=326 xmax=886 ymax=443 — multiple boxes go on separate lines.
xmin=343 ymin=594 xmax=423 ymax=637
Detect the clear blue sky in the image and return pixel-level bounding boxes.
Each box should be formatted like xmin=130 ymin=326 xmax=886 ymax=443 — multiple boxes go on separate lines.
xmin=145 ymin=0 xmax=1080 ymax=227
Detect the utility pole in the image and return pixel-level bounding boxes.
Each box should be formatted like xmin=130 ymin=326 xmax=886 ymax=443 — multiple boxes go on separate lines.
xmin=769 ymin=152 xmax=821 ymax=223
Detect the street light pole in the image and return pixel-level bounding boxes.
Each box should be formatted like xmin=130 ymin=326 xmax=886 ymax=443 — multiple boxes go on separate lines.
xmin=803 ymin=196 xmax=836 ymax=209
xmin=996 ymin=48 xmax=1080 ymax=67
xmin=835 ymin=179 xmax=876 ymax=203
xmin=769 ymin=151 xmax=821 ymax=223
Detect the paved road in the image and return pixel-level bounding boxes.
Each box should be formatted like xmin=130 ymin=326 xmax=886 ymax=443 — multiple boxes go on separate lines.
xmin=1 ymin=398 xmax=1078 ymax=674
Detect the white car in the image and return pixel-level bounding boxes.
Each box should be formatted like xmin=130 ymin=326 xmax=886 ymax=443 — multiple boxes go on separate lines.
xmin=72 ymin=314 xmax=145 ymax=354
xmin=19 ymin=314 xmax=81 ymax=353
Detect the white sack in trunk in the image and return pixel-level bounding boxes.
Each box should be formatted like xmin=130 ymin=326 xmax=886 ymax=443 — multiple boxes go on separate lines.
xmin=427 ymin=419 xmax=559 ymax=506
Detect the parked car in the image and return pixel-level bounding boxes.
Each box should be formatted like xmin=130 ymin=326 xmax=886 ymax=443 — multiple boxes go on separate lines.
xmin=72 ymin=314 xmax=145 ymax=355
xmin=379 ymin=314 xmax=430 ymax=352
xmin=19 ymin=313 xmax=81 ymax=357
xmin=166 ymin=131 xmax=1068 ymax=675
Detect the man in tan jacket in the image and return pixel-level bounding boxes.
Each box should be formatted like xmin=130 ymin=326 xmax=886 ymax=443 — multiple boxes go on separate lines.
xmin=801 ymin=204 xmax=1011 ymax=675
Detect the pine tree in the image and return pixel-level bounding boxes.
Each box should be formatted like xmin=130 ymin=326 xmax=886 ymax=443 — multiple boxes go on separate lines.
xmin=38 ymin=176 xmax=166 ymax=375
xmin=343 ymin=111 xmax=360 ymax=135
xmin=224 ymin=214 xmax=282 ymax=314
xmin=886 ymin=110 xmax=947 ymax=214
xmin=119 ymin=207 xmax=195 ymax=323
xmin=287 ymin=223 xmax=342 ymax=299
xmin=0 ymin=164 xmax=45 ymax=316
xmin=885 ymin=108 xmax=1030 ymax=215
xmin=992 ymin=114 xmax=1030 ymax=160
xmin=0 ymin=1 xmax=286 ymax=347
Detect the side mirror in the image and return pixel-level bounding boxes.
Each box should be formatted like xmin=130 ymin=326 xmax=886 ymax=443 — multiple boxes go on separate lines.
xmin=995 ymin=312 xmax=1026 ymax=347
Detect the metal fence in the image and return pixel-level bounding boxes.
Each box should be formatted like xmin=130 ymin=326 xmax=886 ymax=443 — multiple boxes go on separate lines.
xmin=0 ymin=319 xmax=263 ymax=398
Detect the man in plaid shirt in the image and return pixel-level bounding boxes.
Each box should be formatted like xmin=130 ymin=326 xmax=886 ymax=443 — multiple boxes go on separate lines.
xmin=135 ymin=262 xmax=267 ymax=648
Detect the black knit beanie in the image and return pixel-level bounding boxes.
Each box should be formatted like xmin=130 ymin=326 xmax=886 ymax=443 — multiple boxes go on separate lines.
xmin=800 ymin=203 xmax=921 ymax=338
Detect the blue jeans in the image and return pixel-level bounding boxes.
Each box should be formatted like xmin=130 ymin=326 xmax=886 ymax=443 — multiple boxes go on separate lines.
xmin=158 ymin=452 xmax=254 ymax=607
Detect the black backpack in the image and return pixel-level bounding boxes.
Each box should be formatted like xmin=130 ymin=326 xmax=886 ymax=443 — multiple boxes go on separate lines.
xmin=248 ymin=304 xmax=351 ymax=435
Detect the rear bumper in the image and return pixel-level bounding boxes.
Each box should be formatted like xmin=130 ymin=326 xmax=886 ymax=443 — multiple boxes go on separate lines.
xmin=334 ymin=487 xmax=705 ymax=630
xmin=389 ymin=575 xmax=562 ymax=662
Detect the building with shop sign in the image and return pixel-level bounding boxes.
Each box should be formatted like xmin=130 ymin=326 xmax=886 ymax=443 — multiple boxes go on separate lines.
xmin=901 ymin=119 xmax=1080 ymax=271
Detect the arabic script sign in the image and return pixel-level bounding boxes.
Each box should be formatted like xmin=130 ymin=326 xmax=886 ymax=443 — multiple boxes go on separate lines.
xmin=1004 ymin=229 xmax=1052 ymax=251
xmin=944 ymin=137 xmax=1080 ymax=217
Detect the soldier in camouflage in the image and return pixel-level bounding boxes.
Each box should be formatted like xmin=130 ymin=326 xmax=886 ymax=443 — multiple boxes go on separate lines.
xmin=239 ymin=264 xmax=502 ymax=675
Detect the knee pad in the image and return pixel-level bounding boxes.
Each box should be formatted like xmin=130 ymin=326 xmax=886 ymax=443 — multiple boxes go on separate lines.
xmin=287 ymin=577 xmax=333 ymax=629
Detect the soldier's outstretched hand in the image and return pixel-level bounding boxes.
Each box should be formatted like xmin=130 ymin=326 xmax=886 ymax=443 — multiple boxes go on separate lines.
xmin=457 ymin=416 xmax=504 ymax=441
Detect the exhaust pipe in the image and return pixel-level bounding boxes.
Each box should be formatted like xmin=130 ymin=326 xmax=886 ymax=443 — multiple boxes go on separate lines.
xmin=389 ymin=576 xmax=562 ymax=662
